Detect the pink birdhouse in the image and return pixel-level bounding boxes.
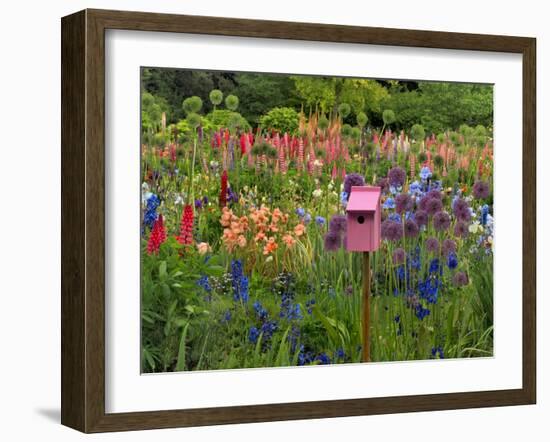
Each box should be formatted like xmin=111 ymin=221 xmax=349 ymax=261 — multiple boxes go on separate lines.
xmin=345 ymin=186 xmax=381 ymax=252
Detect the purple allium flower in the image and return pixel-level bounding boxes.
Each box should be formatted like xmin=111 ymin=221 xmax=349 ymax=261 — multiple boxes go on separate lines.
xmin=426 ymin=189 xmax=442 ymax=201
xmin=426 ymin=237 xmax=440 ymax=253
xmin=473 ymin=180 xmax=490 ymax=199
xmin=395 ymin=193 xmax=413 ymax=214
xmin=376 ymin=177 xmax=390 ymax=193
xmin=454 ymin=220 xmax=469 ymax=238
xmin=381 ymin=219 xmax=403 ymax=242
xmin=433 ymin=211 xmax=451 ymax=231
xmin=388 ymin=166 xmax=406 ymax=187
xmin=442 ymin=239 xmax=457 ymax=256
xmin=324 ymin=231 xmax=342 ymax=251
xmin=404 ymin=219 xmax=419 ymax=237
xmin=392 ymin=248 xmax=406 ymax=265
xmin=329 ymin=215 xmax=347 ymax=235
xmin=343 ymin=173 xmax=365 ymax=195
xmin=414 ymin=209 xmax=428 ymax=227
xmin=453 ymin=198 xmax=471 ymax=222
xmin=425 ymin=197 xmax=443 ymax=215
xmin=453 ymin=271 xmax=469 ymax=287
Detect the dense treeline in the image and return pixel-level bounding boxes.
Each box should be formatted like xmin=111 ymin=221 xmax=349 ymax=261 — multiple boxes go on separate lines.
xmin=141 ymin=68 xmax=493 ymax=139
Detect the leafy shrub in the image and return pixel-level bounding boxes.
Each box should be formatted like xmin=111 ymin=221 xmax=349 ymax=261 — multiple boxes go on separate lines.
xmin=203 ymin=110 xmax=251 ymax=131
xmin=260 ymin=107 xmax=300 ymax=134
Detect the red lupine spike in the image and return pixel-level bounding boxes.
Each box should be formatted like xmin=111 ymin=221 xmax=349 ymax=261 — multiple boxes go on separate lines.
xmin=147 ymin=214 xmax=167 ymax=255
xmin=219 ymin=170 xmax=228 ymax=208
xmin=176 ymin=205 xmax=194 ymax=246
xmin=240 ymin=133 xmax=247 ymax=155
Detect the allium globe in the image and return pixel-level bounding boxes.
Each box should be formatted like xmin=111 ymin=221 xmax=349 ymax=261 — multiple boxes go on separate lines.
xmin=473 ymin=180 xmax=490 ymax=199
xmin=388 ymin=166 xmax=406 ymax=187
xmin=433 ymin=211 xmax=451 ymax=231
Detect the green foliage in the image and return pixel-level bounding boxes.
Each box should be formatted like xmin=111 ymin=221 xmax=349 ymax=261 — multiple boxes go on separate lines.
xmin=341 ymin=124 xmax=353 ymax=137
xmin=410 ymin=123 xmax=425 ymax=141
xmin=382 ymin=82 xmax=493 ymax=134
xmin=141 ymin=91 xmax=169 ymax=136
xmin=204 ymin=109 xmax=251 ymax=131
xmin=182 ymin=96 xmax=203 ymax=114
xmin=292 ymin=77 xmax=388 ymax=115
xmin=356 ymin=111 xmax=368 ymax=128
xmin=209 ymin=89 xmax=223 ymax=106
xmin=382 ymin=109 xmax=396 ymax=125
xmin=317 ymin=115 xmax=329 ymax=131
xmin=260 ymin=107 xmax=300 ymax=134
xmin=225 ymin=94 xmax=239 ymax=111
xmin=186 ymin=112 xmax=202 ymax=128
xmin=338 ymin=102 xmax=351 ymax=118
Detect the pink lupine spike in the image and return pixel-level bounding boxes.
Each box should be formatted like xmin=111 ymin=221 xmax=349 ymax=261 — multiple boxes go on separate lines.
xmin=331 ymin=164 xmax=337 ymax=180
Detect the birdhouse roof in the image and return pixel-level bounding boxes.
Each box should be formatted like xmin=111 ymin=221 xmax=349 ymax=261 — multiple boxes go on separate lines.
xmin=346 ymin=186 xmax=381 ymax=212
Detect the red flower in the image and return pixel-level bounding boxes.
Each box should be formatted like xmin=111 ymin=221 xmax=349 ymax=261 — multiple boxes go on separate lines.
xmin=176 ymin=205 xmax=194 ymax=245
xmin=240 ymin=133 xmax=247 ymax=155
xmin=146 ymin=214 xmax=167 ymax=255
xmin=219 ymin=170 xmax=228 ymax=208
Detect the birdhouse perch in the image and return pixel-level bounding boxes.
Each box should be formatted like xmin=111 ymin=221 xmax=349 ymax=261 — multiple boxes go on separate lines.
xmin=345 ymin=186 xmax=382 ymax=252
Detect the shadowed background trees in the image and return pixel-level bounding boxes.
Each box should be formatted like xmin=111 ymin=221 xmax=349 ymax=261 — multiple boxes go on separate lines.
xmin=141 ymin=68 xmax=493 ymax=137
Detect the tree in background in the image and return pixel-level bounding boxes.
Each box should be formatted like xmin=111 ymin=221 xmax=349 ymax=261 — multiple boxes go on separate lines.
xmin=382 ymin=81 xmax=493 ymax=134
xmin=292 ymin=76 xmax=388 ymax=119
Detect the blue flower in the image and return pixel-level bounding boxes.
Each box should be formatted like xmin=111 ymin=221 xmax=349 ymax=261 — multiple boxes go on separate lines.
xmin=197 ymin=275 xmax=211 ymax=293
xmin=303 ymin=213 xmax=312 ymax=224
xmin=340 ymin=191 xmax=349 ymax=206
xmin=447 ymin=252 xmax=458 ymax=270
xmin=260 ymin=320 xmax=278 ymax=341
xmin=394 ymin=314 xmax=401 ymax=323
xmin=429 ymin=258 xmax=442 ymax=274
xmin=420 ymin=166 xmax=432 ymax=181
xmin=231 ymin=260 xmax=249 ymax=303
xmin=408 ymin=181 xmax=422 ymax=196
xmin=481 ymin=204 xmax=489 ymax=226
xmin=315 ymin=352 xmax=331 ymax=365
xmin=253 ymin=300 xmax=268 ymax=321
xmin=334 ymin=348 xmax=346 ymax=360
xmin=388 ymin=213 xmax=401 ymax=223
xmin=306 ymin=299 xmax=316 ymax=314
xmin=222 ymin=309 xmax=231 ymax=323
xmin=382 ymin=197 xmax=396 ymax=209
xmin=431 ymin=346 xmax=445 ymax=359
xmin=296 ymin=207 xmax=305 ymax=217
xmin=315 ymin=216 xmax=326 ymax=226
xmin=143 ymin=194 xmax=160 ymax=230
xmin=415 ymin=304 xmax=431 ymax=320
xmin=248 ymin=326 xmax=259 ymax=344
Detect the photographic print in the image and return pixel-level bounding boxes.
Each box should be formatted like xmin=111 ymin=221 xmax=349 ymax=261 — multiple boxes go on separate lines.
xmin=140 ymin=68 xmax=494 ymax=373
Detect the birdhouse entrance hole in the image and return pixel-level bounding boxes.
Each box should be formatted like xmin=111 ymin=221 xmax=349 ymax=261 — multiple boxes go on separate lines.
xmin=357 ymin=215 xmax=365 ymax=224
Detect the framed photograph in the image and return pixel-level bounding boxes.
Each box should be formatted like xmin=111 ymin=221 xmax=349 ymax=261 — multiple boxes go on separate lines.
xmin=61 ymin=9 xmax=536 ymax=433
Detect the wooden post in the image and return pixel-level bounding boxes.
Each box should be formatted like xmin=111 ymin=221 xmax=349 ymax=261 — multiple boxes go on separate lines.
xmin=362 ymin=251 xmax=371 ymax=362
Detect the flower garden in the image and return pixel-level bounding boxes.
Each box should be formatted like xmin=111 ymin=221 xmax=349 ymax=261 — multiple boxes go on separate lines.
xmin=140 ymin=71 xmax=494 ymax=372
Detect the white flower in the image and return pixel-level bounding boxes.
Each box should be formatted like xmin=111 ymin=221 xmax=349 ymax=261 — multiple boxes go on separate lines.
xmin=469 ymin=221 xmax=483 ymax=234
xmin=328 ymin=181 xmax=334 ymax=191
xmin=312 ymin=189 xmax=323 ymax=198
xmin=174 ymin=194 xmax=184 ymax=205
xmin=313 ymin=159 xmax=323 ymax=167
xmin=142 ymin=191 xmax=152 ymax=205
xmin=265 ymin=255 xmax=274 ymax=263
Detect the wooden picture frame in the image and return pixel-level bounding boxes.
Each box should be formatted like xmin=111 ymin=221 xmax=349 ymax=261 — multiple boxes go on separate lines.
xmin=61 ymin=8 xmax=536 ymax=433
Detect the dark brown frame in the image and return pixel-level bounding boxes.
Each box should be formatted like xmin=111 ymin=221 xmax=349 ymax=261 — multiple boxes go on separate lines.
xmin=61 ymin=8 xmax=536 ymax=433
